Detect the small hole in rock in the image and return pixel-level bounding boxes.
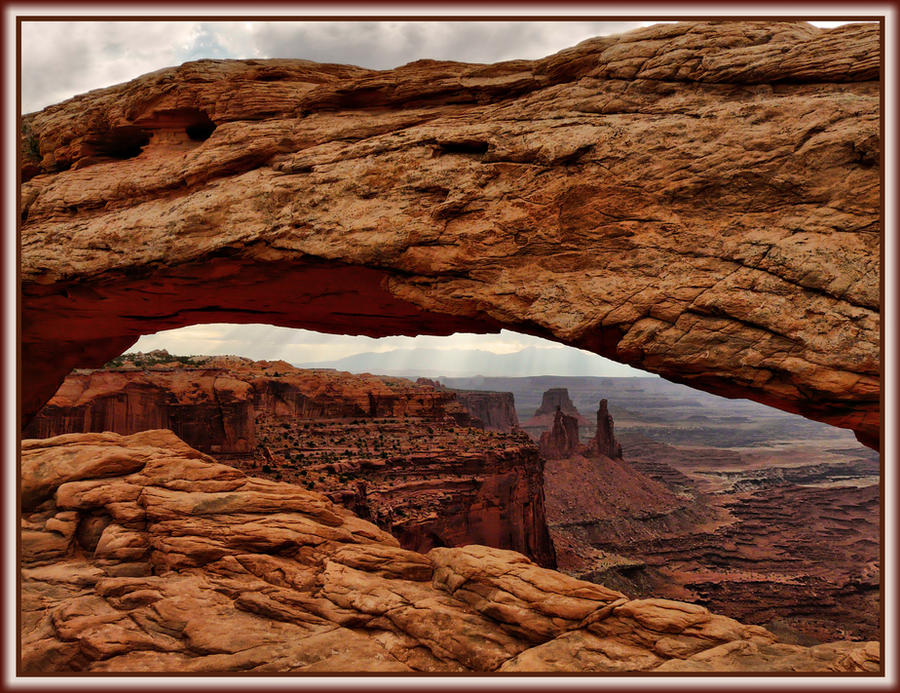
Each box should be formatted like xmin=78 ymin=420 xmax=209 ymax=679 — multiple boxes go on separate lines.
xmin=186 ymin=121 xmax=216 ymax=142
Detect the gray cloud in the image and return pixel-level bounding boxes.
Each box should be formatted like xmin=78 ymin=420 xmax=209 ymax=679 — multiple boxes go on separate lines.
xmin=21 ymin=21 xmax=199 ymax=113
xmin=21 ymin=20 xmax=650 ymax=112
xmin=19 ymin=19 xmax=858 ymax=113
xmin=244 ymin=21 xmax=651 ymax=69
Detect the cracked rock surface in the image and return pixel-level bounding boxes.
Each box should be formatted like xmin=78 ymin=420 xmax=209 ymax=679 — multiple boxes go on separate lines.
xmin=20 ymin=430 xmax=879 ymax=673
xmin=20 ymin=21 xmax=879 ymax=447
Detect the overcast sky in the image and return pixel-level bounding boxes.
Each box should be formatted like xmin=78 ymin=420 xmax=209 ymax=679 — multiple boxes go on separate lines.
xmin=18 ymin=17 xmax=854 ymax=375
xmin=21 ymin=20 xmax=662 ymax=113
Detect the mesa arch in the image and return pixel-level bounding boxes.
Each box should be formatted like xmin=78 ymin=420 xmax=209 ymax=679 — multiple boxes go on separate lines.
xmin=20 ymin=21 xmax=880 ymax=448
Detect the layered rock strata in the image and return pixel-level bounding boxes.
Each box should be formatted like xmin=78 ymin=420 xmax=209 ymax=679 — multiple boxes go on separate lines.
xmin=587 ymin=399 xmax=624 ymax=459
xmin=416 ymin=378 xmax=520 ymax=433
xmin=20 ymin=21 xmax=880 ymax=447
xmin=20 ymin=430 xmax=879 ymax=673
xmin=26 ymin=354 xmax=555 ymax=566
xmin=244 ymin=415 xmax=556 ymax=567
xmin=538 ymin=408 xmax=581 ymax=460
xmin=589 ymin=431 xmax=880 ymax=642
xmin=523 ymin=388 xmax=590 ymax=440
xmin=25 ymin=353 xmax=475 ymax=452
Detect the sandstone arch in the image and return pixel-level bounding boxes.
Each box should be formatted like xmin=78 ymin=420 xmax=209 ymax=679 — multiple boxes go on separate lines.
xmin=20 ymin=21 xmax=880 ymax=448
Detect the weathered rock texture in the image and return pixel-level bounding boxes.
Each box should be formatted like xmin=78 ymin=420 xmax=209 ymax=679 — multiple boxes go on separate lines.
xmin=609 ymin=431 xmax=880 ymax=643
xmin=20 ymin=430 xmax=879 ymax=673
xmin=539 ymin=408 xmax=582 ymax=460
xmin=587 ymin=399 xmax=624 ymax=459
xmin=26 ymin=354 xmax=555 ymax=566
xmin=19 ymin=21 xmax=880 ymax=447
xmin=523 ymin=387 xmax=591 ymax=442
xmin=452 ymin=391 xmax=519 ymax=433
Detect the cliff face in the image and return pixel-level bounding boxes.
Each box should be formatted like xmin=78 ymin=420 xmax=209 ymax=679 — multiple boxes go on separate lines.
xmin=24 ymin=368 xmax=258 ymax=452
xmin=452 ymin=391 xmax=519 ymax=433
xmin=523 ymin=388 xmax=590 ymax=440
xmin=243 ymin=413 xmax=556 ymax=567
xmin=20 ymin=22 xmax=880 ymax=448
xmin=25 ymin=356 xmax=467 ymax=452
xmin=587 ymin=399 xmax=624 ymax=459
xmin=26 ymin=355 xmax=555 ymax=566
xmin=361 ymin=441 xmax=555 ymax=566
xmin=538 ymin=408 xmax=581 ymax=460
xmin=19 ymin=430 xmax=879 ymax=673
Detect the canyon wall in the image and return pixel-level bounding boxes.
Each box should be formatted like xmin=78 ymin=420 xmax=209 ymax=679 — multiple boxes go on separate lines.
xmin=20 ymin=22 xmax=880 ymax=448
xmin=538 ymin=400 xmax=878 ymax=643
xmin=25 ymin=355 xmax=468 ymax=452
xmin=20 ymin=430 xmax=879 ymax=673
xmin=451 ymin=390 xmax=519 ymax=433
xmin=26 ymin=354 xmax=555 ymax=566
xmin=538 ymin=408 xmax=581 ymax=459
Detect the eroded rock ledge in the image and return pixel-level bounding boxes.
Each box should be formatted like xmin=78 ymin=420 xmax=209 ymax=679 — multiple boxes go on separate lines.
xmin=21 ymin=430 xmax=879 ymax=673
xmin=20 ymin=21 xmax=880 ymax=447
xmin=24 ymin=354 xmax=557 ymax=567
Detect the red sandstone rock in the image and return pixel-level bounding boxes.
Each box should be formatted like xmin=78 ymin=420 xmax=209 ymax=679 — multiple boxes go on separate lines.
xmin=27 ymin=354 xmax=555 ymax=567
xmin=19 ymin=22 xmax=880 ymax=448
xmin=587 ymin=399 xmax=624 ymax=459
xmin=452 ymin=390 xmax=519 ymax=433
xmin=20 ymin=430 xmax=879 ymax=673
xmin=538 ymin=407 xmax=581 ymax=460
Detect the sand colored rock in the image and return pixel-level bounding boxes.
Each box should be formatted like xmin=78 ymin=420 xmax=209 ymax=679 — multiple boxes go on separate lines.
xmin=20 ymin=430 xmax=878 ymax=673
xmin=27 ymin=355 xmax=555 ymax=566
xmin=19 ymin=21 xmax=879 ymax=447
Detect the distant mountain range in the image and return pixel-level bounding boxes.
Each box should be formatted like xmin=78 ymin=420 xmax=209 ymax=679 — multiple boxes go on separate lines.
xmin=296 ymin=346 xmax=650 ymax=378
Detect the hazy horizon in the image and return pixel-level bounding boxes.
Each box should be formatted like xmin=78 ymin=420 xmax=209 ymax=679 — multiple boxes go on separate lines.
xmin=125 ymin=324 xmax=653 ymax=378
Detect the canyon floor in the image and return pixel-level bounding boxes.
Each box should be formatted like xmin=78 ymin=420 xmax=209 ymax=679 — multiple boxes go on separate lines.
xmin=443 ymin=376 xmax=880 ymax=645
xmin=21 ymin=353 xmax=881 ymax=673
xmin=17 ymin=18 xmax=881 ymax=676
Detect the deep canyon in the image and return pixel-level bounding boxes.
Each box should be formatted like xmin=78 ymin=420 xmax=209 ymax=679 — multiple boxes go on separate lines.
xmin=18 ymin=19 xmax=881 ymax=675
xmin=25 ymin=352 xmax=880 ymax=655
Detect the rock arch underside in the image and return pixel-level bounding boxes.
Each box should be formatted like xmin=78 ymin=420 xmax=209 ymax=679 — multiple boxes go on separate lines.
xmin=20 ymin=21 xmax=880 ymax=449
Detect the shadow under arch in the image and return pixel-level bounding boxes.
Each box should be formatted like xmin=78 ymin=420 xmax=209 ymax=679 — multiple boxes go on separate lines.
xmin=22 ymin=250 xmax=879 ymax=450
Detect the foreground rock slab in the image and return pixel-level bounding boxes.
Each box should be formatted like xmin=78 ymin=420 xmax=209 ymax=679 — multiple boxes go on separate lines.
xmin=20 ymin=21 xmax=880 ymax=447
xmin=20 ymin=430 xmax=879 ymax=673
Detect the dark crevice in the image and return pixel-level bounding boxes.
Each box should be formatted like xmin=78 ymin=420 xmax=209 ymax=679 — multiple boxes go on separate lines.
xmin=436 ymin=140 xmax=490 ymax=156
xmin=83 ymin=126 xmax=150 ymax=160
xmin=186 ymin=119 xmax=217 ymax=142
